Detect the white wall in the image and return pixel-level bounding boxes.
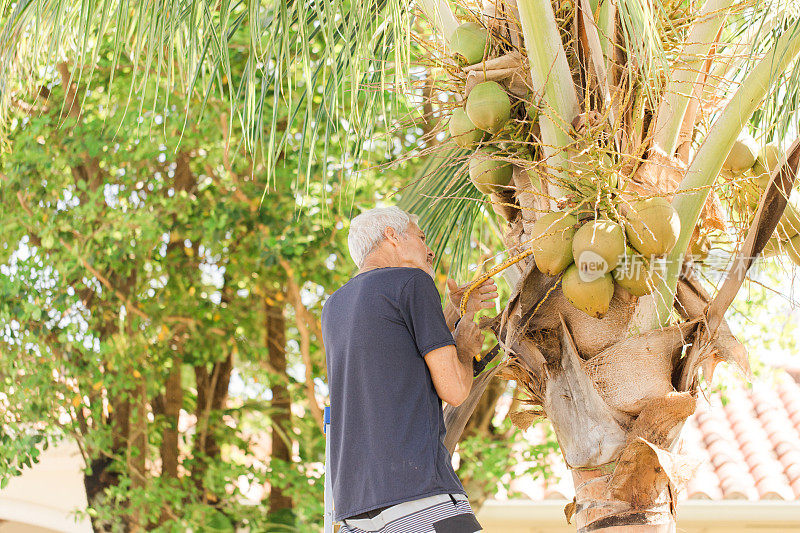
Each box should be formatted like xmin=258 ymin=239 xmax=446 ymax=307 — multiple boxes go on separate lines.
xmin=476 ymin=500 xmax=800 ymax=533
xmin=0 ymin=441 xmax=91 ymax=533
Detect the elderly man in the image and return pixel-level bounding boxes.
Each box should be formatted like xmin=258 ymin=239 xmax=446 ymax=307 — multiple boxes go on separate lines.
xmin=322 ymin=206 xmax=498 ymax=533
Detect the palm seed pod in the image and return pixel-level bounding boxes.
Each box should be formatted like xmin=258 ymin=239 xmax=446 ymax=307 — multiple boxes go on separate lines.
xmin=450 ymin=22 xmax=488 ymax=66
xmin=612 ymin=248 xmax=654 ymax=297
xmin=753 ymin=143 xmax=783 ymax=189
xmin=469 ymin=147 xmax=512 ymax=194
xmin=625 ymin=197 xmax=681 ymax=257
xmin=572 ymin=219 xmax=626 ymax=277
xmin=449 ymin=108 xmax=484 ymax=148
xmin=466 ymin=81 xmax=511 ymax=134
xmin=562 ymin=264 xmax=615 ymax=318
xmin=723 ymin=135 xmax=758 ymax=173
xmin=530 ymin=212 xmax=578 ymax=275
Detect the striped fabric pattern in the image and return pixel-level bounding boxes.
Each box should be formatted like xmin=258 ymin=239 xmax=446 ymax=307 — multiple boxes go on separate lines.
xmin=339 ymin=496 xmax=478 ymax=533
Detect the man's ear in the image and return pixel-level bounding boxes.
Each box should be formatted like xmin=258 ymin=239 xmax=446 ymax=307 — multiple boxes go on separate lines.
xmin=383 ymin=226 xmax=399 ymax=246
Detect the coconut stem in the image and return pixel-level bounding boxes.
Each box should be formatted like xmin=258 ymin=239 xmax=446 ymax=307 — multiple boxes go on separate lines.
xmin=650 ymin=0 xmax=734 ymax=157
xmin=516 ymin=0 xmax=580 ymax=203
xmin=652 ymin=20 xmax=800 ymax=328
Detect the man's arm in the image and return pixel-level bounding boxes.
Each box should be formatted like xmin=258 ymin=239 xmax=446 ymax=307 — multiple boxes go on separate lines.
xmin=424 ymin=312 xmax=483 ymax=407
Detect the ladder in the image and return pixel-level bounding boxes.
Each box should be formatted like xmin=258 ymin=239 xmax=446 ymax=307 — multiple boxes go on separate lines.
xmin=324 ymin=405 xmax=334 ymax=533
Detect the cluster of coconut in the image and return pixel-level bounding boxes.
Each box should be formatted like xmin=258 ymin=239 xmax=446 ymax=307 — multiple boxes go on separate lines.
xmin=528 ymin=198 xmax=681 ymax=318
xmin=446 ymin=23 xmax=517 ymax=195
xmin=724 ymin=136 xmax=800 ymax=265
xmin=445 ymin=21 xmax=688 ymax=318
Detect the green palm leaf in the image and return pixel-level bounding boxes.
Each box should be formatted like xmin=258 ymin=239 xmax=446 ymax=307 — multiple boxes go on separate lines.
xmin=399 ymin=145 xmax=485 ymax=278
xmin=0 ymin=0 xmax=413 ymax=194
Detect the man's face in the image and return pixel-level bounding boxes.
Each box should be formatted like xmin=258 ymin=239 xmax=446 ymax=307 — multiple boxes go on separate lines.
xmin=397 ymin=222 xmax=435 ymax=276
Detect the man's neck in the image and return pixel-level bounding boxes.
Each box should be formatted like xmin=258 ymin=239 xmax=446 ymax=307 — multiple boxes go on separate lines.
xmin=358 ymin=254 xmax=395 ymax=275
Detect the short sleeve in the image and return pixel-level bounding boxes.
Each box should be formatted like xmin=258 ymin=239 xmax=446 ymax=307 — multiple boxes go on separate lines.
xmin=399 ymin=270 xmax=455 ymax=357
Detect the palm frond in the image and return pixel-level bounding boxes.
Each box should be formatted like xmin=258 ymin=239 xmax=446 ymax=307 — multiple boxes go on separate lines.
xmin=615 ymin=0 xmax=671 ymax=107
xmin=398 ymin=146 xmax=485 ymax=278
xmin=712 ymin=1 xmax=800 ymax=143
xmin=653 ymin=18 xmax=800 ymax=327
xmin=0 ymin=0 xmax=414 ymax=194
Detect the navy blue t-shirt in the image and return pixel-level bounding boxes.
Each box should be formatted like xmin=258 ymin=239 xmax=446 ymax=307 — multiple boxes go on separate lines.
xmin=321 ymin=267 xmax=465 ymax=520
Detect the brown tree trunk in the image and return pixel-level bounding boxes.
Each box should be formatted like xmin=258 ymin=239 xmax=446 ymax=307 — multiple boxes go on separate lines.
xmin=191 ymin=353 xmax=233 ymax=500
xmin=83 ymin=382 xmax=131 ymax=533
xmin=266 ymin=294 xmax=294 ymax=521
xmin=127 ymin=379 xmax=148 ymax=531
xmin=281 ymin=260 xmax=324 ymax=429
xmin=160 ymin=357 xmax=183 ymax=478
xmin=204 ymin=353 xmax=233 ymax=461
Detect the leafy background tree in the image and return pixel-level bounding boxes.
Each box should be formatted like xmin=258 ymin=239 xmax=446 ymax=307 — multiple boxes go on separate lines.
xmin=0 ymin=11 xmax=558 ymax=532
xmin=0 ymin=47 xmax=411 ymax=530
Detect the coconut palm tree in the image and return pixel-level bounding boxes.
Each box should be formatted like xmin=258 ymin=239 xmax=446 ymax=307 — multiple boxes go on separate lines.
xmin=411 ymin=1 xmax=800 ymax=530
xmin=2 ymin=0 xmax=800 ymax=531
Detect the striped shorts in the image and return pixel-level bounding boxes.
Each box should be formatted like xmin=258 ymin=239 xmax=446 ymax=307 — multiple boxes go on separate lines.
xmin=338 ymin=493 xmax=482 ymax=533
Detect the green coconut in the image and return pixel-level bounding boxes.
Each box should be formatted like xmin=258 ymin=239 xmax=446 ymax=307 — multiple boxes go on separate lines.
xmin=572 ymin=219 xmax=626 ymax=277
xmin=530 ymin=212 xmax=578 ymax=276
xmin=469 ymin=147 xmax=512 ymax=194
xmin=753 ymin=143 xmax=784 ymax=189
xmin=570 ymin=151 xmax=617 ymax=189
xmin=612 ymin=248 xmax=654 ymax=297
xmin=625 ymin=197 xmax=681 ymax=257
xmin=466 ymin=81 xmax=511 ymax=134
xmin=689 ymin=233 xmax=711 ymax=262
xmin=449 ymin=108 xmax=484 ymax=148
xmin=776 ymin=201 xmax=800 ymax=241
xmin=562 ymin=264 xmax=615 ymax=318
xmin=723 ymin=135 xmax=758 ymax=173
xmin=450 ymin=22 xmax=488 ymax=66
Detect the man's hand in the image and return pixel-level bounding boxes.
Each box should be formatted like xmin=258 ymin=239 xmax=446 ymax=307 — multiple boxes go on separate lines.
xmin=454 ymin=311 xmax=483 ymax=364
xmin=444 ymin=277 xmax=499 ymax=330
xmin=447 ymin=277 xmax=499 ymax=315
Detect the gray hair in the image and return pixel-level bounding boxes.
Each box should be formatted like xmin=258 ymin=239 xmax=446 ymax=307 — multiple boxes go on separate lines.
xmin=347 ymin=207 xmax=419 ymax=268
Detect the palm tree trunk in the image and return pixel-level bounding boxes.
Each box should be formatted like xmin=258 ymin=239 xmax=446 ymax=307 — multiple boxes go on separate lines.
xmin=569 ymin=468 xmax=675 ymax=532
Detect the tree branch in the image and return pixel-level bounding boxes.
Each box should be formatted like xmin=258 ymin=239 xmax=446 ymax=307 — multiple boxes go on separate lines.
xmin=280 ymin=259 xmax=324 ymax=430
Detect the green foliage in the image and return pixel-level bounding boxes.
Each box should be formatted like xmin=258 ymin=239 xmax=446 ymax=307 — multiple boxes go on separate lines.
xmin=0 ymin=428 xmax=49 ymax=489
xmin=399 ymin=146 xmax=486 ymax=279
xmin=0 ymin=0 xmax=416 ymax=193
xmin=456 ymin=418 xmax=559 ymax=500
xmin=0 ymin=43 xmax=411 ymax=529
